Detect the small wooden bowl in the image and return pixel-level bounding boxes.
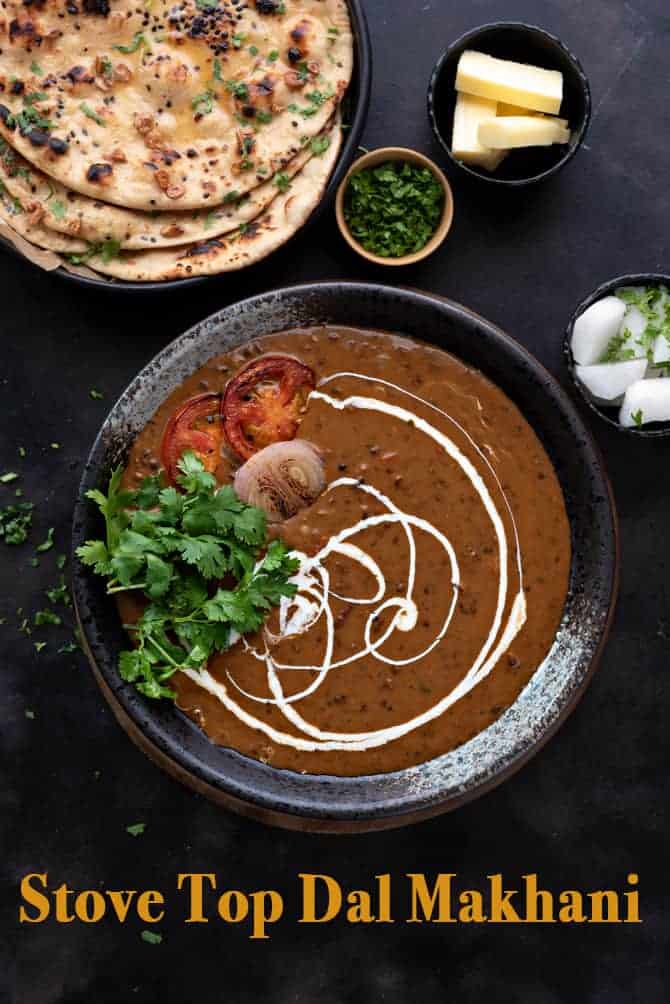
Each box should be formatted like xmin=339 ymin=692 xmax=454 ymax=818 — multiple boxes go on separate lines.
xmin=335 ymin=147 xmax=454 ymax=266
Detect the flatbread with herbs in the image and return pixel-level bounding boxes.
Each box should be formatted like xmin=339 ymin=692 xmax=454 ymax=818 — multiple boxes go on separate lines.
xmin=0 ymin=0 xmax=352 ymax=211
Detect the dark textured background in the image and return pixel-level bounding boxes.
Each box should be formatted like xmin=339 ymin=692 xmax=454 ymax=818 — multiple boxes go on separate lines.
xmin=3 ymin=1 xmax=669 ymax=1000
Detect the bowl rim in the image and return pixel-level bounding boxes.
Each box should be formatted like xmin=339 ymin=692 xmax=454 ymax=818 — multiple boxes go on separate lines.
xmin=0 ymin=0 xmax=372 ymax=293
xmin=334 ymin=146 xmax=454 ymax=265
xmin=564 ymin=272 xmax=670 ymax=438
xmin=71 ymin=280 xmax=619 ymax=831
xmin=427 ymin=20 xmax=592 ymax=187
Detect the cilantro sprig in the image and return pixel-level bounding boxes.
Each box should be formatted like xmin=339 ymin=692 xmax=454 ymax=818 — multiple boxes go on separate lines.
xmin=343 ymin=160 xmax=445 ymax=259
xmin=77 ymin=452 xmax=299 ymax=699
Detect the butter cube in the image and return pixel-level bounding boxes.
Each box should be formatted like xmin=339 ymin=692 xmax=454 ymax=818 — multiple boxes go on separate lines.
xmin=451 ymin=92 xmax=507 ymax=170
xmin=478 ymin=116 xmax=570 ymax=149
xmin=456 ymin=50 xmax=563 ymax=115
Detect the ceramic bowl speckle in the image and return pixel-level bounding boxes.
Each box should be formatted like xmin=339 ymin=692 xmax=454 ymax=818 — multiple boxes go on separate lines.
xmin=0 ymin=0 xmax=372 ymax=294
xmin=428 ymin=22 xmax=591 ymax=187
xmin=565 ymin=272 xmax=670 ymax=438
xmin=72 ymin=282 xmax=618 ymax=832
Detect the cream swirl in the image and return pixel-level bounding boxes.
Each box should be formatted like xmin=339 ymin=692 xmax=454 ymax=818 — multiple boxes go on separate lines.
xmin=181 ymin=373 xmax=527 ymax=752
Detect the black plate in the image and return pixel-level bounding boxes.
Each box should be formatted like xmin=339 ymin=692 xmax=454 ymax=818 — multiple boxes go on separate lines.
xmin=0 ymin=0 xmax=372 ymax=293
xmin=565 ymin=272 xmax=670 ymax=438
xmin=72 ymin=282 xmax=619 ymax=831
xmin=428 ymin=22 xmax=591 ymax=186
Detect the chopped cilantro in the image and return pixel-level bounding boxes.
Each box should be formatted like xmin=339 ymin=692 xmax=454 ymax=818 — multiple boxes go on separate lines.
xmin=310 ymin=134 xmax=330 ymax=156
xmin=58 ymin=641 xmax=78 ymax=655
xmin=36 ymin=527 xmax=55 ymax=553
xmin=0 ymin=472 xmax=19 ymax=484
xmin=113 ymin=33 xmax=146 ymax=54
xmin=90 ymin=388 xmax=104 ymax=400
xmin=632 ymin=409 xmax=644 ymax=427
xmin=273 ymin=171 xmax=291 ymax=192
xmin=0 ymin=502 xmax=33 ymax=545
xmin=141 ymin=930 xmax=163 ymax=945
xmin=67 ymin=239 xmax=121 ymax=266
xmin=77 ymin=452 xmax=299 ymax=700
xmin=231 ymin=33 xmax=247 ymax=48
xmin=25 ymin=709 xmax=35 ymax=720
xmin=191 ymin=90 xmax=216 ymax=116
xmin=50 ymin=200 xmax=67 ymax=220
xmin=249 ymin=44 xmax=259 ymax=56
xmin=34 ymin=609 xmax=61 ymax=627
xmin=343 ymin=160 xmax=445 ymax=259
xmin=47 ymin=575 xmax=71 ymax=606
xmin=195 ymin=0 xmax=218 ymax=8
xmin=80 ymin=103 xmax=106 ymax=127
xmin=34 ymin=641 xmax=46 ymax=653
xmin=212 ymin=58 xmax=224 ymax=83
xmin=50 ymin=443 xmax=60 ymax=450
xmin=56 ymin=554 xmax=67 ymax=570
xmin=19 ymin=447 xmax=26 ymax=458
xmin=225 ymin=79 xmax=249 ymax=102
xmin=30 ymin=60 xmax=44 ymax=75
xmin=127 ymin=822 xmax=146 ymax=836
xmin=222 ymin=190 xmax=240 ymax=204
xmin=267 ymin=50 xmax=279 ymax=62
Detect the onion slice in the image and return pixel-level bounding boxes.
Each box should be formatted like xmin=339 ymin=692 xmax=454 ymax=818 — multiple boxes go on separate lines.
xmin=233 ymin=440 xmax=326 ymax=523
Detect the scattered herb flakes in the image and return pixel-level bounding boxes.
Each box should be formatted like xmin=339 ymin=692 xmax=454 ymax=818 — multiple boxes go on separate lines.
xmin=50 ymin=443 xmax=61 ymax=450
xmin=29 ymin=557 xmax=39 ymax=568
xmin=80 ymin=102 xmax=106 ymax=127
xmin=310 ymin=134 xmax=330 ymax=156
xmin=90 ymin=388 xmax=104 ymax=400
xmin=267 ymin=50 xmax=279 ymax=62
xmin=34 ymin=641 xmax=46 ymax=653
xmin=0 ymin=472 xmax=19 ymax=484
xmin=203 ymin=210 xmax=219 ymax=230
xmin=212 ymin=58 xmax=224 ymax=84
xmin=30 ymin=60 xmax=43 ymax=75
xmin=632 ymin=409 xmax=644 ymax=427
xmin=0 ymin=502 xmax=33 ymax=545
xmin=231 ymin=32 xmax=247 ymax=48
xmin=127 ymin=822 xmax=146 ymax=836
xmin=36 ymin=527 xmax=55 ymax=553
xmin=18 ymin=447 xmax=26 ymax=458
xmin=273 ymin=171 xmax=291 ymax=192
xmin=249 ymin=44 xmax=259 ymax=56
xmin=343 ymin=160 xmax=445 ymax=259
xmin=225 ymin=79 xmax=249 ymax=102
xmin=113 ymin=32 xmax=146 ymax=54
xmin=58 ymin=640 xmax=79 ymax=655
xmin=25 ymin=709 xmax=35 ymax=719
xmin=56 ymin=554 xmax=67 ymax=570
xmin=50 ymin=200 xmax=67 ymax=220
xmin=34 ymin=609 xmax=61 ymax=627
xmin=222 ymin=189 xmax=240 ymax=205
xmin=77 ymin=452 xmax=299 ymax=700
xmin=47 ymin=575 xmax=72 ymax=607
xmin=141 ymin=930 xmax=163 ymax=945
xmin=191 ymin=89 xmax=216 ymax=116
xmin=67 ymin=239 xmax=121 ymax=266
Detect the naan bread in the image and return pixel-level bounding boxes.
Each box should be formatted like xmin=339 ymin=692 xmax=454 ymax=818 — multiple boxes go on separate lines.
xmin=0 ymin=116 xmax=341 ymax=279
xmin=0 ymin=128 xmax=325 ymax=248
xmin=0 ymin=0 xmax=352 ymax=211
xmin=0 ymin=181 xmax=87 ymax=252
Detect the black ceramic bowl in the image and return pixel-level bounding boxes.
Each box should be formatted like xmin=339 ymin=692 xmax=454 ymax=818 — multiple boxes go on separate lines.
xmin=428 ymin=22 xmax=591 ymax=187
xmin=0 ymin=0 xmax=372 ymax=293
xmin=565 ymin=272 xmax=670 ymax=438
xmin=72 ymin=282 xmax=618 ymax=832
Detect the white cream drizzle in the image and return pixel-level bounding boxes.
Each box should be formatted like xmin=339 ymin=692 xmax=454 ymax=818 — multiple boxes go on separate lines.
xmin=181 ymin=372 xmax=527 ymax=753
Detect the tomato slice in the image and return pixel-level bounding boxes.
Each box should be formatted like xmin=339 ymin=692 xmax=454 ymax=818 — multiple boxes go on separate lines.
xmin=222 ymin=355 xmax=316 ymax=460
xmin=161 ymin=392 xmax=224 ymax=485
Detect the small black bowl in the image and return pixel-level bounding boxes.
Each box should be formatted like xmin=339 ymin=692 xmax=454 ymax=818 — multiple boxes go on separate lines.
xmin=428 ymin=22 xmax=591 ymax=187
xmin=565 ymin=273 xmax=670 ymax=438
xmin=0 ymin=0 xmax=372 ymax=294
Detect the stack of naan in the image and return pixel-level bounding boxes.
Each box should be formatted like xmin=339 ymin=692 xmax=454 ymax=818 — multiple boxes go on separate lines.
xmin=0 ymin=0 xmax=352 ymax=281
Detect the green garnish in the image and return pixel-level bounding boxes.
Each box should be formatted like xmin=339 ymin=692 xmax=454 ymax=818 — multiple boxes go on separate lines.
xmin=632 ymin=409 xmax=644 ymax=427
xmin=56 ymin=554 xmax=67 ymax=570
xmin=0 ymin=472 xmax=19 ymax=484
xmin=67 ymin=239 xmax=121 ymax=266
xmin=90 ymin=388 xmax=104 ymax=400
xmin=273 ymin=171 xmax=291 ymax=192
xmin=100 ymin=57 xmax=114 ymax=78
xmin=15 ymin=106 xmax=52 ymax=134
xmin=225 ymin=80 xmax=249 ymax=102
xmin=0 ymin=502 xmax=33 ymax=545
xmin=267 ymin=50 xmax=279 ymax=62
xmin=231 ymin=33 xmax=247 ymax=48
xmin=77 ymin=452 xmax=299 ymax=700
xmin=30 ymin=60 xmax=44 ymax=75
xmin=58 ymin=641 xmax=78 ymax=655
xmin=23 ymin=91 xmax=48 ymax=106
xmin=249 ymin=44 xmax=259 ymax=56
xmin=34 ymin=609 xmax=61 ymax=627
xmin=47 ymin=576 xmax=71 ymax=606
xmin=19 ymin=447 xmax=26 ymax=458
xmin=25 ymin=709 xmax=35 ymax=719
xmin=222 ymin=190 xmax=240 ymax=204
xmin=34 ymin=641 xmax=46 ymax=653
xmin=127 ymin=822 xmax=146 ymax=836
xmin=212 ymin=58 xmax=224 ymax=83
xmin=255 ymin=110 xmax=272 ymax=125
xmin=600 ymin=330 xmax=637 ymax=363
xmin=191 ymin=90 xmax=216 ymax=117
xmin=113 ymin=33 xmax=146 ymax=54
xmin=36 ymin=527 xmax=55 ymax=553
xmin=141 ymin=930 xmax=163 ymax=945
xmin=343 ymin=160 xmax=445 ymax=259
xmin=50 ymin=200 xmax=67 ymax=220
xmin=288 ymin=88 xmax=333 ymax=118
xmin=310 ymin=134 xmax=330 ymax=156
xmin=80 ymin=102 xmax=106 ymax=127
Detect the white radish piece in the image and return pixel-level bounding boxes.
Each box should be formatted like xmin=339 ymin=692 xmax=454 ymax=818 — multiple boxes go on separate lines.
xmin=576 ymin=359 xmax=648 ymax=403
xmin=619 ymin=378 xmax=670 ymax=427
xmin=653 ymin=333 xmax=670 ymax=366
xmin=571 ymin=297 xmax=626 ymax=365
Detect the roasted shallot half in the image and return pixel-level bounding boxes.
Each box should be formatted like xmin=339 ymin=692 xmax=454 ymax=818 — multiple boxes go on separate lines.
xmin=233 ymin=440 xmax=325 ymax=522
